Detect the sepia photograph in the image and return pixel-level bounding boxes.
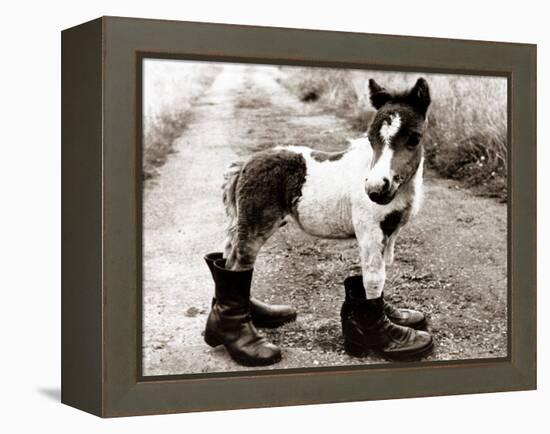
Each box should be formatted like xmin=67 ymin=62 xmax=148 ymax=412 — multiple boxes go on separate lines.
xmin=140 ymin=59 xmax=508 ymax=376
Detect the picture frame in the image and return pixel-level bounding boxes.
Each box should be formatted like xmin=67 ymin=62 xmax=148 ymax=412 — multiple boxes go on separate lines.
xmin=61 ymin=16 xmax=536 ymax=417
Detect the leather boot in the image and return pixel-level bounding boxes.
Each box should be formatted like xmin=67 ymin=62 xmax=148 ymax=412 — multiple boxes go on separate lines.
xmin=341 ymin=275 xmax=426 ymax=329
xmin=341 ymin=279 xmax=433 ymax=360
xmin=204 ymin=252 xmax=297 ymax=328
xmin=204 ymin=258 xmax=282 ymax=366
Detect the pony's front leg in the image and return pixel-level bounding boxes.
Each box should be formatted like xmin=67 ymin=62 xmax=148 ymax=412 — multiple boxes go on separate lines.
xmin=344 ymin=222 xmax=433 ymax=359
xmin=383 ymin=229 xmax=399 ymax=267
xmin=357 ymin=228 xmax=386 ymax=299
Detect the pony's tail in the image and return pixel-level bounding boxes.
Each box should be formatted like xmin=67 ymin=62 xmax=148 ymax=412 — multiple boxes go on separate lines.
xmin=222 ymin=160 xmax=244 ymax=257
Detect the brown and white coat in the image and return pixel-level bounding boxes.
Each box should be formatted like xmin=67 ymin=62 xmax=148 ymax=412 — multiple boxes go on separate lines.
xmin=222 ymin=78 xmax=431 ymax=300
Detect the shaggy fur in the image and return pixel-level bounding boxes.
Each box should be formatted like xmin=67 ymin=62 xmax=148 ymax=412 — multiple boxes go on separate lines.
xmin=223 ymin=150 xmax=307 ymax=269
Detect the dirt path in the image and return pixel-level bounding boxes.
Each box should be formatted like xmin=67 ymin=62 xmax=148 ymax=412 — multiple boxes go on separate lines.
xmin=143 ymin=65 xmax=507 ymax=376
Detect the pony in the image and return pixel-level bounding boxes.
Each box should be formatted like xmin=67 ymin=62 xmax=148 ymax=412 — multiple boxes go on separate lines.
xmin=222 ymin=78 xmax=431 ymax=301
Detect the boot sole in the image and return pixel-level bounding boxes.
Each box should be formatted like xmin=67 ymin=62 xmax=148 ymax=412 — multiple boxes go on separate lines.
xmin=342 ymin=317 xmax=427 ymax=334
xmin=344 ymin=338 xmax=434 ymax=361
xmin=380 ymin=338 xmax=434 ymax=361
xmin=253 ymin=312 xmax=298 ymax=329
xmin=230 ymin=351 xmax=282 ymax=367
xmin=204 ymin=330 xmax=282 ymax=367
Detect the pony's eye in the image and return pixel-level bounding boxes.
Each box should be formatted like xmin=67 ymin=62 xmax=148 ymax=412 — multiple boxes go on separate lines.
xmin=407 ymin=135 xmax=421 ymax=148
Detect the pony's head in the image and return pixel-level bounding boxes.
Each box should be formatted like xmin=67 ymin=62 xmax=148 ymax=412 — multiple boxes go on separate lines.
xmin=365 ymin=77 xmax=431 ymax=205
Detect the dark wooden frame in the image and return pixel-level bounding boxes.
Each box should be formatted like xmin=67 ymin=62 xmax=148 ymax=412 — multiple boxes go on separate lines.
xmin=62 ymin=16 xmax=536 ymax=417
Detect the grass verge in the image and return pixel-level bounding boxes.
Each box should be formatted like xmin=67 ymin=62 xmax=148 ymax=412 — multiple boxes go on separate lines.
xmin=143 ymin=62 xmax=221 ymax=180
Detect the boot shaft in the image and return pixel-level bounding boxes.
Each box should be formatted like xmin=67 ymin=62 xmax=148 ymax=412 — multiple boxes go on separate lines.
xmin=343 ymin=275 xmax=366 ymax=301
xmin=204 ymin=253 xmax=254 ymax=301
xmin=203 ymin=254 xmax=281 ymax=366
xmin=205 ymin=251 xmax=297 ymax=329
xmin=340 ymin=280 xmax=433 ymax=359
xmin=341 ymin=275 xmax=384 ymax=326
xmin=342 ymin=274 xmax=426 ymax=329
xmin=204 ymin=252 xmax=223 ymax=278
xmin=211 ymin=258 xmax=253 ymax=311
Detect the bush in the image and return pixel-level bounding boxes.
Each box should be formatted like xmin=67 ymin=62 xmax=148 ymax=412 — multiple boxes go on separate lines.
xmin=142 ymin=61 xmax=221 ymax=180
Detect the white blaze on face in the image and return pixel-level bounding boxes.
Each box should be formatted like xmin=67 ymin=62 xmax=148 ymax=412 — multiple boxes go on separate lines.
xmin=368 ymin=146 xmax=394 ymax=185
xmin=379 ymin=113 xmax=401 ymax=146
xmin=367 ymin=114 xmax=401 ymax=189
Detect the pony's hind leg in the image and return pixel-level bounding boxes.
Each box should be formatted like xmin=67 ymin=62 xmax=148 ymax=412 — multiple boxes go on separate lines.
xmin=225 ymin=197 xmax=285 ymax=271
xmin=224 ymin=149 xmax=300 ymax=271
xmin=226 ymin=234 xmax=264 ymax=271
xmin=223 ymin=223 xmax=236 ymax=259
xmin=226 ymin=218 xmax=282 ymax=271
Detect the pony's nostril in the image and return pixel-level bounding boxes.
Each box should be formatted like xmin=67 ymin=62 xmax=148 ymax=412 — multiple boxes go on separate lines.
xmin=381 ymin=178 xmax=390 ymax=193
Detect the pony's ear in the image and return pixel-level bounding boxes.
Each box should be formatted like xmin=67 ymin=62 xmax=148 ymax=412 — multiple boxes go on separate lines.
xmin=408 ymin=78 xmax=431 ymax=115
xmin=369 ymin=79 xmax=392 ymax=110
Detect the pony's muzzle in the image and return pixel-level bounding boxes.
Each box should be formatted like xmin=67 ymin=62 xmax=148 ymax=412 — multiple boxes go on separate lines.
xmin=365 ymin=177 xmax=394 ymax=205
